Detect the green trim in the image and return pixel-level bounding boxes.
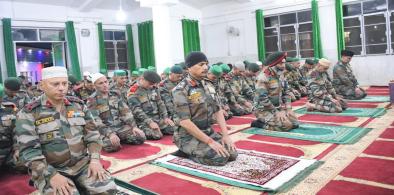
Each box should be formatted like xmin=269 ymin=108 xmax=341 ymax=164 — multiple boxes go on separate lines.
xmin=114 ymin=178 xmax=158 ymax=195
xmin=2 ymin=18 xmax=17 ymax=77
xmin=65 ymin=21 xmax=82 ymax=80
xmin=312 ymin=0 xmax=323 ymax=59
xmin=349 ymin=96 xmax=390 ymax=102
xmin=295 ymin=107 xmax=386 ymax=118
xmin=97 ymin=22 xmax=107 ymax=74
xmin=256 ymin=9 xmax=266 ymax=61
xmin=126 ymin=24 xmax=137 ymax=72
xmin=335 ymin=0 xmax=345 ymax=59
xmin=182 ymin=19 xmax=201 ymax=57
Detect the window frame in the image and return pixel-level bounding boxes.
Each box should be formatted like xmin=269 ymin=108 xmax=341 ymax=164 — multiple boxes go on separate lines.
xmin=103 ymin=30 xmax=128 ymax=71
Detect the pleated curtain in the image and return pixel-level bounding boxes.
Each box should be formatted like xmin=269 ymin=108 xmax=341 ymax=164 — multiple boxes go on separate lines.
xmin=2 ymin=18 xmax=17 ymax=78
xmin=312 ymin=0 xmax=323 ymax=59
xmin=182 ymin=19 xmax=201 ymax=57
xmin=126 ymin=24 xmax=137 ymax=72
xmin=138 ymin=21 xmax=155 ymax=68
xmin=97 ymin=22 xmax=107 ymax=74
xmin=335 ymin=0 xmax=345 ymax=59
xmin=255 ymin=10 xmax=266 ymax=61
xmin=65 ymin=21 xmax=82 ymax=80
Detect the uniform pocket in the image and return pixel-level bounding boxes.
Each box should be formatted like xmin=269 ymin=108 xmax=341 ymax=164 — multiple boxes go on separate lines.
xmin=68 ymin=117 xmax=86 ymax=136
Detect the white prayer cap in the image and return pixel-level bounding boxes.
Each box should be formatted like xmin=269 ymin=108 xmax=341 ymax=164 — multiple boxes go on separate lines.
xmin=88 ymin=73 xmax=106 ymax=84
xmin=318 ymin=58 xmax=331 ymax=67
xmin=256 ymin=61 xmax=263 ymax=66
xmin=41 ymin=66 xmax=68 ymax=80
xmin=234 ymin=61 xmax=245 ymax=71
xmin=83 ymin=71 xmax=90 ymax=77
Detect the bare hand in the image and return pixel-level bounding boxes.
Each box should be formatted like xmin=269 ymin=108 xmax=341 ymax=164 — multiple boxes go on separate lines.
xmin=276 ymin=111 xmax=289 ymax=123
xmin=88 ymin=160 xmax=110 ymax=182
xmin=50 ymin=173 xmax=75 ymax=195
xmin=221 ymin=135 xmax=236 ymax=152
xmin=109 ymin=133 xmax=121 ymax=147
xmin=208 ymin=139 xmax=230 ymax=157
xmin=244 ymin=101 xmax=253 ymax=108
xmin=132 ymin=127 xmax=146 ymax=138
xmin=13 ymin=149 xmax=19 ymax=162
xmin=164 ymin=118 xmax=175 ymax=127
xmin=235 ymin=104 xmax=242 ymax=109
xmin=149 ymin=121 xmax=160 ymax=130
xmin=355 ymin=88 xmax=362 ymax=95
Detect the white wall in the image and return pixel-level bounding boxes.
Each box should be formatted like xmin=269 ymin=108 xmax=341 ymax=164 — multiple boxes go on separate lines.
xmin=200 ymin=0 xmax=394 ymax=86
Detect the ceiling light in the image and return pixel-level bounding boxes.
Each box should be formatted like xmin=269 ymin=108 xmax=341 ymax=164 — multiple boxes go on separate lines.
xmin=116 ymin=0 xmax=126 ymax=22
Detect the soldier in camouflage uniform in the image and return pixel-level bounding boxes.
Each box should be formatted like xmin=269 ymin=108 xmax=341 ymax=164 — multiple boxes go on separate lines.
xmin=306 ymin=59 xmax=348 ymax=113
xmin=158 ymin=65 xmax=183 ymax=125
xmin=2 ymin=77 xmax=31 ymax=110
xmin=76 ymin=79 xmax=95 ymax=102
xmin=15 ymin=67 xmax=117 ymax=194
xmin=244 ymin=62 xmax=260 ymax=91
xmin=333 ymin=50 xmax=367 ymax=100
xmin=161 ymin=67 xmax=171 ymax=80
xmin=284 ymin=61 xmax=302 ymax=101
xmin=87 ymin=73 xmax=145 ymax=153
xmin=253 ymin=52 xmax=299 ymax=131
xmin=300 ymin=58 xmax=318 ymax=81
xmin=289 ymin=58 xmax=308 ymax=97
xmin=128 ymin=71 xmax=177 ymax=140
xmin=111 ymin=70 xmax=130 ymax=101
xmin=172 ymin=52 xmax=237 ymax=166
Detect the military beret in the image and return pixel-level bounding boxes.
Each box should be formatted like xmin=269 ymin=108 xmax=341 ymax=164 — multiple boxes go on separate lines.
xmin=131 ymin=71 xmax=140 ymax=77
xmin=170 ymin=65 xmax=183 ymax=74
xmin=178 ymin=62 xmax=187 ymax=70
xmin=264 ymin=52 xmax=287 ymax=67
xmin=147 ymin=66 xmax=156 ymax=71
xmin=143 ymin=70 xmax=161 ymax=83
xmin=4 ymin=77 xmax=22 ymax=91
xmin=341 ymin=50 xmax=354 ymax=57
xmin=138 ymin=68 xmax=147 ymax=74
xmin=68 ymin=75 xmax=78 ymax=85
xmin=18 ymin=75 xmax=26 ymax=80
xmin=248 ymin=63 xmax=260 ymax=73
xmin=113 ymin=70 xmax=127 ymax=77
xmin=220 ymin=63 xmax=231 ymax=74
xmin=286 ymin=57 xmax=300 ymax=62
xmin=163 ymin=67 xmax=171 ymax=76
xmin=256 ymin=61 xmax=263 ymax=66
xmin=305 ymin=58 xmax=317 ymax=65
xmin=209 ymin=65 xmax=223 ymax=77
xmin=243 ymin=60 xmax=251 ymax=66
xmin=0 ymin=84 xmax=4 ymax=97
xmin=285 ymin=63 xmax=295 ymax=71
xmin=185 ymin=51 xmax=208 ymax=68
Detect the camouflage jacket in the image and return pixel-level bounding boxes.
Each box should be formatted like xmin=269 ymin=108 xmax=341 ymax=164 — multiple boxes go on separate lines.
xmin=227 ymin=73 xmax=254 ymax=103
xmin=127 ymin=83 xmax=168 ymax=126
xmin=110 ymin=82 xmax=130 ymax=101
xmin=218 ymin=77 xmax=237 ymax=106
xmin=300 ymin=65 xmax=313 ymax=82
xmin=0 ymin=104 xmax=17 ymax=150
xmin=307 ymin=69 xmax=337 ymax=100
xmin=158 ymin=79 xmax=179 ymax=117
xmin=254 ymin=67 xmax=291 ymax=112
xmin=245 ymin=76 xmax=256 ymax=91
xmin=87 ymin=90 xmax=137 ymax=137
xmin=15 ymin=95 xmax=101 ymax=181
xmin=76 ymin=87 xmax=95 ymax=102
xmin=2 ymin=91 xmax=31 ymax=110
xmin=172 ymin=75 xmax=220 ymax=138
xmin=332 ymin=61 xmax=359 ymax=88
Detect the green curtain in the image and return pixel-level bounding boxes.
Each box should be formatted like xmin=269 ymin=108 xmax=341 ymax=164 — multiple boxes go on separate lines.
xmin=255 ymin=10 xmax=266 ymax=61
xmin=2 ymin=18 xmax=17 ymax=77
xmin=312 ymin=0 xmax=323 ymax=59
xmin=182 ymin=19 xmax=201 ymax=57
xmin=335 ymin=0 xmax=345 ymax=59
xmin=138 ymin=21 xmax=155 ymax=68
xmin=65 ymin=21 xmax=82 ymax=80
xmin=126 ymin=24 xmax=137 ymax=72
xmin=97 ymin=22 xmax=107 ymax=74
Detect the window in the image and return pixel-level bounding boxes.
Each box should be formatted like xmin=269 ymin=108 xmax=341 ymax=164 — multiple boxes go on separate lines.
xmin=343 ymin=0 xmax=394 ymax=55
xmin=103 ymin=30 xmax=128 ymax=70
xmin=264 ymin=10 xmax=314 ymax=58
xmin=12 ymin=28 xmax=65 ymax=42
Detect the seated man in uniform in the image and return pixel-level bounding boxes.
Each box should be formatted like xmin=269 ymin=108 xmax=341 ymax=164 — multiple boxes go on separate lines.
xmin=172 ymin=52 xmax=238 ymax=166
xmin=111 ymin=70 xmax=130 ymax=101
xmin=16 ymin=67 xmax=117 ymax=194
xmin=87 ymin=73 xmax=145 ymax=152
xmin=333 ymin=50 xmax=367 ymax=100
xmin=2 ymin=77 xmax=31 ymax=110
xmin=128 ymin=71 xmax=177 ymax=140
xmin=307 ymin=58 xmax=348 ymax=113
xmin=253 ymin=52 xmax=299 ymax=131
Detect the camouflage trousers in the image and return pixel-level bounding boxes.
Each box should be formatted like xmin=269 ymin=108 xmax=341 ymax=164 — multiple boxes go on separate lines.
xmin=229 ymin=101 xmax=253 ymax=116
xmin=174 ymin=130 xmax=238 ymax=166
xmin=335 ymin=86 xmax=367 ymax=100
xmin=139 ymin=117 xmax=177 ymax=140
xmin=102 ymin=124 xmax=146 ymax=153
xmin=289 ymin=88 xmax=301 ymax=102
xmin=35 ymin=163 xmax=117 ymax=195
xmin=0 ymin=141 xmax=27 ymax=172
xmin=254 ymin=109 xmax=299 ymax=132
xmin=309 ymin=96 xmax=348 ymax=113
xmin=297 ymin=86 xmax=308 ymax=97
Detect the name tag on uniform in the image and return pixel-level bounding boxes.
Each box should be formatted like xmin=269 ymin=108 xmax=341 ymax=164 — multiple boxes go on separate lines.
xmin=35 ymin=116 xmax=55 ymax=126
xmin=96 ymin=105 xmax=110 ymax=114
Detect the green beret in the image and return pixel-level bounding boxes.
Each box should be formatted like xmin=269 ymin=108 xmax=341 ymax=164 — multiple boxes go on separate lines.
xmin=68 ymin=75 xmax=78 ymax=85
xmin=147 ymin=66 xmax=156 ymax=71
xmin=264 ymin=52 xmax=287 ymax=67
xmin=138 ymin=68 xmax=147 ymax=74
xmin=163 ymin=67 xmax=171 ymax=76
xmin=178 ymin=62 xmax=187 ymax=70
xmin=286 ymin=57 xmax=300 ymax=62
xmin=305 ymin=59 xmax=317 ymax=65
xmin=113 ymin=70 xmax=127 ymax=77
xmin=99 ymin=68 xmax=107 ymax=75
xmin=243 ymin=60 xmax=251 ymax=66
xmin=0 ymin=84 xmax=4 ymax=97
xmin=220 ymin=63 xmax=231 ymax=74
xmin=170 ymin=65 xmax=183 ymax=74
xmin=4 ymin=77 xmax=22 ymax=91
xmin=143 ymin=70 xmax=161 ymax=83
xmin=131 ymin=71 xmax=140 ymax=77
xmin=247 ymin=63 xmax=260 ymax=73
xmin=341 ymin=50 xmax=354 ymax=57
xmin=209 ymin=65 xmax=223 ymax=77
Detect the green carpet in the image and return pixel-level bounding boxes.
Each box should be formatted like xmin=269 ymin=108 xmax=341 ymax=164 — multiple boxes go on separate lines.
xmin=243 ymin=123 xmax=372 ymax=144
xmin=349 ymin=96 xmax=389 ymax=102
xmin=295 ymin=107 xmax=386 ymax=118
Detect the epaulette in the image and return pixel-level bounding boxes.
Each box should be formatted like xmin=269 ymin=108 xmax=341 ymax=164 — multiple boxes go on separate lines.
xmin=24 ymin=99 xmax=41 ymax=112
xmin=174 ymin=80 xmax=187 ymax=91
xmin=264 ymin=68 xmax=274 ymax=77
xmin=127 ymin=84 xmax=139 ymax=97
xmin=66 ymin=96 xmax=84 ymax=104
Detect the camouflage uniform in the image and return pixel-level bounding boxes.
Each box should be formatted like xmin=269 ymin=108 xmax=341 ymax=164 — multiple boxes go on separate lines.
xmin=87 ymin=90 xmax=145 ymax=153
xmin=223 ymin=74 xmax=253 ymax=115
xmin=172 ymin=75 xmax=238 ymax=166
xmin=76 ymin=87 xmax=95 ymax=102
xmin=300 ymin=65 xmax=313 ymax=82
xmin=307 ymin=69 xmax=348 ymax=113
xmin=254 ymin=67 xmax=299 ymax=131
xmin=128 ymin=83 xmax=176 ymax=140
xmin=15 ymin=95 xmax=117 ymax=194
xmin=158 ymin=78 xmax=181 ymax=125
xmin=111 ymin=82 xmax=130 ymax=101
xmin=284 ymin=65 xmax=302 ymax=101
xmin=212 ymin=79 xmax=233 ymax=119
xmin=2 ymin=91 xmax=31 ymax=110
xmin=0 ymin=104 xmax=16 ymax=167
xmin=245 ymin=75 xmax=256 ymax=91
xmin=333 ymin=61 xmax=367 ymax=100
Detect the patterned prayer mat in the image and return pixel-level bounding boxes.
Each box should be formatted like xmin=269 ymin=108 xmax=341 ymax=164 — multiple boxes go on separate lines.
xmin=349 ymin=96 xmax=390 ymax=102
xmin=243 ymin=123 xmax=372 ymax=144
xmin=152 ymin=149 xmax=319 ymax=192
xmin=295 ymin=107 xmax=386 ymax=118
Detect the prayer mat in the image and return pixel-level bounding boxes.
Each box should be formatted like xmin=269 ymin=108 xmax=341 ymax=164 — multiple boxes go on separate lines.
xmin=349 ymin=96 xmax=389 ymax=102
xmin=243 ymin=123 xmax=372 ymax=144
xmin=152 ymin=149 xmax=319 ymax=192
xmin=295 ymin=107 xmax=386 ymax=118
xmin=347 ymin=102 xmax=378 ymax=108
xmin=318 ymin=180 xmax=394 ymax=195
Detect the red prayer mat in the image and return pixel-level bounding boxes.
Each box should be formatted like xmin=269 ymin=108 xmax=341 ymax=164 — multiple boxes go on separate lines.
xmin=248 ymin=134 xmax=319 ymax=145
xmin=298 ymin=114 xmax=358 ymax=123
xmin=101 ymin=143 xmax=161 ymax=160
xmin=0 ymin=172 xmax=36 ymax=195
xmin=146 ymin=135 xmax=174 ymax=145
xmin=226 ymin=117 xmax=255 ymax=125
xmin=235 ymin=140 xmax=304 ymax=157
xmin=347 ymin=102 xmax=378 ymax=108
xmin=318 ymin=180 xmax=394 ymax=195
xmin=380 ymin=128 xmax=394 ymax=139
xmin=363 ymin=141 xmax=394 ymax=158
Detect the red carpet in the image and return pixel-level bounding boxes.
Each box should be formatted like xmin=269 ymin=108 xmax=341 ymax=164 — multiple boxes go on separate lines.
xmin=131 ymin=172 xmax=220 ymax=195
xmin=235 ymin=140 xmax=304 ymax=157
xmin=367 ymin=86 xmax=389 ymax=90
xmin=298 ymin=114 xmax=358 ymax=123
xmin=367 ymin=92 xmax=389 ymax=95
xmin=340 ymin=157 xmax=394 ymax=185
xmin=242 ymin=114 xmax=255 ymax=118
xmin=291 ymin=100 xmax=307 ymax=106
xmin=380 ymin=128 xmax=394 ymax=139
xmin=101 ymin=143 xmax=161 ymax=160
xmin=0 ymin=172 xmax=35 ymax=194
xmin=100 ymin=159 xmax=111 ymax=170
xmin=347 ymin=102 xmax=378 ymax=108
xmin=226 ymin=117 xmax=254 ymax=125
xmin=248 ymin=134 xmax=319 ymax=145
xmin=318 ymin=180 xmax=394 ymax=195
xmin=391 ymin=121 xmax=394 ymax=127
xmin=146 ymin=135 xmax=174 ymax=145
xmin=363 ymin=141 xmax=394 ymax=158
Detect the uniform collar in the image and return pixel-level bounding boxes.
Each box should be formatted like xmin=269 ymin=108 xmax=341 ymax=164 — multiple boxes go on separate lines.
xmin=187 ymin=74 xmax=202 ymax=87
xmin=41 ymin=94 xmax=71 ymax=108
